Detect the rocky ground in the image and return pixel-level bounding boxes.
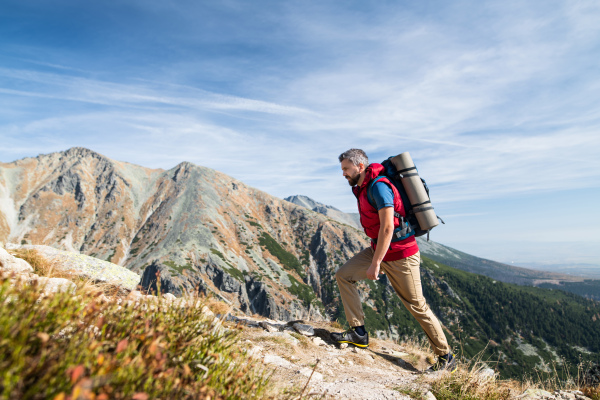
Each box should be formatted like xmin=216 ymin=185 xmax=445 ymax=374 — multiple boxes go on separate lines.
xmin=1 ymin=244 xmax=597 ymax=400
xmin=223 ymin=314 xmax=595 ymax=400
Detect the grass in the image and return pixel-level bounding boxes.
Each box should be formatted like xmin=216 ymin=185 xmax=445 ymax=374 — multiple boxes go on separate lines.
xmin=428 ymin=346 xmax=600 ymax=400
xmin=163 ymin=260 xmax=193 ymax=275
xmin=258 ymin=233 xmax=305 ymax=278
xmin=287 ymin=275 xmax=316 ymax=308
xmin=0 ymin=277 xmax=269 ymax=400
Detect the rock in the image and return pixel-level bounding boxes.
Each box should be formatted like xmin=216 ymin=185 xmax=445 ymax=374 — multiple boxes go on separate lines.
xmin=35 ymin=277 xmax=76 ymax=294
xmin=8 ymin=244 xmax=140 ymax=290
xmin=202 ymin=306 xmax=215 ymax=317
xmin=521 ymin=388 xmax=554 ymax=399
xmin=263 ymin=354 xmax=293 ymax=368
xmin=424 ymin=391 xmax=437 ymax=400
xmin=227 ymin=315 xmax=260 ymax=327
xmin=556 ymin=391 xmax=576 ymax=400
xmin=259 ymin=321 xmax=282 ymax=333
xmin=297 ymin=367 xmax=323 ymax=381
xmin=312 ymin=337 xmax=326 ymax=346
xmin=162 ymin=293 xmax=176 ymax=301
xmin=0 ymin=246 xmax=34 ymax=274
xmin=293 ymin=323 xmax=315 ymax=336
xmin=479 ymin=368 xmax=496 ymax=379
xmin=247 ymin=345 xmax=263 ymax=357
xmin=127 ymin=290 xmax=144 ymax=301
xmin=340 ymin=343 xmax=348 ymax=350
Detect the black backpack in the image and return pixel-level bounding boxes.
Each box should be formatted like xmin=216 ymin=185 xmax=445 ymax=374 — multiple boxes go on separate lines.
xmin=367 ymin=157 xmax=444 ymax=241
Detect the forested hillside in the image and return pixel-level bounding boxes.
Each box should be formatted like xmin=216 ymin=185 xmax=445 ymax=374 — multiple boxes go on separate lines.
xmin=330 ymin=255 xmax=600 ymax=379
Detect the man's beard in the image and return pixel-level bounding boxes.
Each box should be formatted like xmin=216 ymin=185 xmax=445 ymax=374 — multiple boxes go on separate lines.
xmin=346 ymin=173 xmax=360 ymax=186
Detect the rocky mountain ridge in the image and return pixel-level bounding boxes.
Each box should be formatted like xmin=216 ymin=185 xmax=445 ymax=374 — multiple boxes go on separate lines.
xmin=0 ymin=147 xmax=369 ymax=322
xmin=284 ymin=195 xmax=361 ymax=229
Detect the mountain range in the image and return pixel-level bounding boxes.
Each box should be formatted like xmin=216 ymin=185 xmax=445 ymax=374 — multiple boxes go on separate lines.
xmin=1 ymin=147 xmax=599 ymax=379
xmin=284 ymin=194 xmax=596 ymax=291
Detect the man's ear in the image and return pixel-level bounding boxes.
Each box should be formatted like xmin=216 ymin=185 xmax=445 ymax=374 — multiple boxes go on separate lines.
xmin=359 ymin=163 xmax=365 ymax=172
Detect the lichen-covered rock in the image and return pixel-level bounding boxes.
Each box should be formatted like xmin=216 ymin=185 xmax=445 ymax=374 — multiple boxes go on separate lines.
xmin=8 ymin=244 xmax=139 ymax=291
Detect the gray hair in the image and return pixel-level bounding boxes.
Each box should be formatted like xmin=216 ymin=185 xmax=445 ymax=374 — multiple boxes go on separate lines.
xmin=338 ymin=148 xmax=368 ymax=167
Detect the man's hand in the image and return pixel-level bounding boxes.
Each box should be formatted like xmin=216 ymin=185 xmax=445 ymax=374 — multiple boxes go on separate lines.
xmin=366 ymin=262 xmax=381 ymax=280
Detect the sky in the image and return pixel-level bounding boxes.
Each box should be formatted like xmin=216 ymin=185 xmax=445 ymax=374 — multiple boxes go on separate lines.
xmin=1 ymin=0 xmax=599 ymax=268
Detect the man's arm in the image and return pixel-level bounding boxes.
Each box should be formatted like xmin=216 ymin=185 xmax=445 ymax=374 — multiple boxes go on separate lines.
xmin=366 ymin=207 xmax=394 ymax=280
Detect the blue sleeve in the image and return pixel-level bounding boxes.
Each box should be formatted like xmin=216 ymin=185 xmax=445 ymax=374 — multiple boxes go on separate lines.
xmin=372 ymin=182 xmax=394 ymax=210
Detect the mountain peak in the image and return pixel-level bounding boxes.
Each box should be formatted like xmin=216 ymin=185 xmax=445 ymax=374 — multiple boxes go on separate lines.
xmin=58 ymin=147 xmax=109 ymax=161
xmin=285 ymin=195 xmax=360 ymax=229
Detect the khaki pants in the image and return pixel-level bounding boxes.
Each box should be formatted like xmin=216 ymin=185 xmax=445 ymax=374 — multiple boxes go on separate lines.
xmin=335 ymin=247 xmax=450 ymax=356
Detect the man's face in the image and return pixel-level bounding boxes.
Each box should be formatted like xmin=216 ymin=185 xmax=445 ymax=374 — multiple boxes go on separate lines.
xmin=341 ymin=159 xmax=362 ymax=186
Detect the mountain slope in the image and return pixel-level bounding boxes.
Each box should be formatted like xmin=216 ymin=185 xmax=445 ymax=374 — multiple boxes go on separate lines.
xmin=0 ymin=148 xmax=369 ymax=321
xmin=285 ymin=195 xmax=361 ymax=229
xmin=2 ymin=148 xmax=599 ymax=380
xmin=286 ymin=194 xmax=590 ymax=288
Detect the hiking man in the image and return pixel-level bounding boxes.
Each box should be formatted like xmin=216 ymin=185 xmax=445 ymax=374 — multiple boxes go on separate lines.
xmin=330 ymin=148 xmax=456 ymax=372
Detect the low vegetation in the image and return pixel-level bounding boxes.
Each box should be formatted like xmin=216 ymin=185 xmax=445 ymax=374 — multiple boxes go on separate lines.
xmin=0 ymin=279 xmax=268 ymax=399
xmin=258 ymin=233 xmax=305 ymax=278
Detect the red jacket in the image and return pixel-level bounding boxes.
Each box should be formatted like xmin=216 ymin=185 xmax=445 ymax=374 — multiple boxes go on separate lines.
xmin=352 ymin=163 xmax=419 ymax=261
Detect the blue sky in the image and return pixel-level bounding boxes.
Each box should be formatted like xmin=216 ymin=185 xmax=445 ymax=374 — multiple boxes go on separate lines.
xmin=1 ymin=0 xmax=599 ymax=267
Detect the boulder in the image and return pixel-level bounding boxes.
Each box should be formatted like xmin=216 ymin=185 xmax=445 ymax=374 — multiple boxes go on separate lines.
xmin=312 ymin=337 xmax=326 ymax=346
xmin=7 ymin=244 xmax=139 ymax=291
xmin=297 ymin=367 xmax=323 ymax=381
xmin=293 ymin=323 xmax=315 ymax=336
xmin=0 ymin=246 xmax=34 ymax=274
xmin=35 ymin=277 xmax=77 ymax=294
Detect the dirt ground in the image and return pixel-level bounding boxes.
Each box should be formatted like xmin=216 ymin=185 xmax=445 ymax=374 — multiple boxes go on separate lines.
xmin=230 ymin=316 xmax=445 ymax=399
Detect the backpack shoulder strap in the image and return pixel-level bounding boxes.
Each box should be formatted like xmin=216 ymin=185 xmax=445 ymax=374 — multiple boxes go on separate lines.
xmin=366 ymin=176 xmax=385 ymax=209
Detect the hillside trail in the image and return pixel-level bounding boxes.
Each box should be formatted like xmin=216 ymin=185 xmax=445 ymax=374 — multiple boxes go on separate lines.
xmin=223 ymin=312 xmax=596 ymax=400
xmin=224 ymin=314 xmax=441 ymax=399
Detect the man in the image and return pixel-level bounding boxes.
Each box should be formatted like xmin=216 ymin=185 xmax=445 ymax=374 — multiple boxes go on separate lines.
xmin=330 ymin=148 xmax=456 ymax=372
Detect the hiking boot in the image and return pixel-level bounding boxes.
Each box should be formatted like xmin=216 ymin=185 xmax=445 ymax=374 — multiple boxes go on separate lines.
xmin=427 ymin=353 xmax=457 ymax=373
xmin=330 ymin=329 xmax=369 ymax=348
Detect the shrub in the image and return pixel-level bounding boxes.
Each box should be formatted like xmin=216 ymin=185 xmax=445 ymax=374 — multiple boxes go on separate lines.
xmin=258 ymin=233 xmax=304 ymax=278
xmin=0 ymin=278 xmax=268 ymax=399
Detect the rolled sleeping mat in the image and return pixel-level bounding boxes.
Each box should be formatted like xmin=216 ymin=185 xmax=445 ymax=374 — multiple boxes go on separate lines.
xmin=390 ymin=152 xmax=439 ymax=231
